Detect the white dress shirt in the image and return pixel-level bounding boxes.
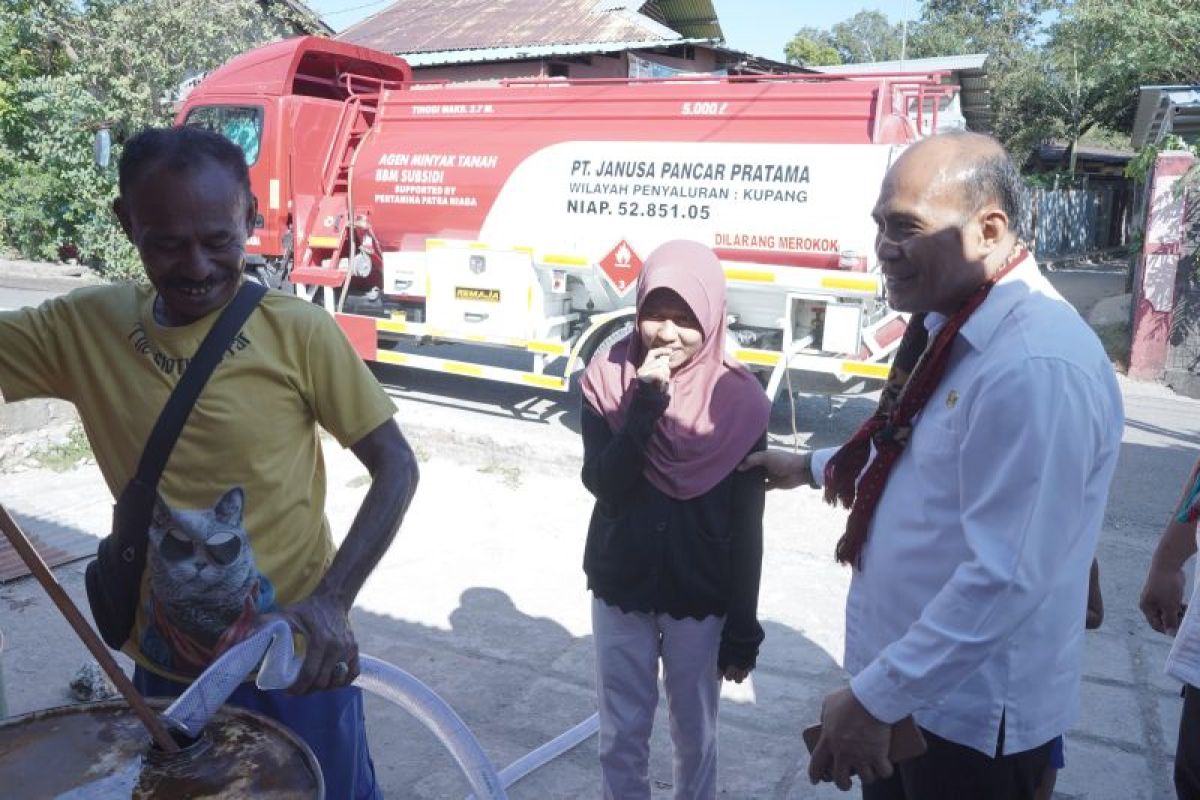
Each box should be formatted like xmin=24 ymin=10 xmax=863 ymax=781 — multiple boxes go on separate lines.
xmin=812 ymin=255 xmax=1123 ymax=756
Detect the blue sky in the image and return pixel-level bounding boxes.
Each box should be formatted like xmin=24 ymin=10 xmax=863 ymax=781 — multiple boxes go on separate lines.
xmin=309 ymin=1 xmax=923 ymax=62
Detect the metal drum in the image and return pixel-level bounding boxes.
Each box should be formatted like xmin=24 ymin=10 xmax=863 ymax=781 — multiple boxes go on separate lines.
xmin=0 ymin=697 xmax=324 ymax=798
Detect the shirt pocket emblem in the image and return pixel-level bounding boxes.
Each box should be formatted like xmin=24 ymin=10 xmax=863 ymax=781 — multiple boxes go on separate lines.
xmin=946 ymin=390 xmax=960 ymax=409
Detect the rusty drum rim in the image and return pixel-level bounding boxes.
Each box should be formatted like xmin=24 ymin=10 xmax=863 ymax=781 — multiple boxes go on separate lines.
xmin=0 ymin=695 xmax=325 ymax=798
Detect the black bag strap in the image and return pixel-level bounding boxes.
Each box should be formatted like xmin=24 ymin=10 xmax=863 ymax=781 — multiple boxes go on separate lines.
xmin=132 ymin=281 xmax=268 ymax=488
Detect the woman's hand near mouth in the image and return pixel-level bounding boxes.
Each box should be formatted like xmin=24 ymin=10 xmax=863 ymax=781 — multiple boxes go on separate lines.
xmin=637 ymin=345 xmax=673 ymax=392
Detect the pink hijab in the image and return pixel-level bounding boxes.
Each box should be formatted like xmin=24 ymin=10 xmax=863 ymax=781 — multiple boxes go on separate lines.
xmin=581 ymin=239 xmax=771 ymax=500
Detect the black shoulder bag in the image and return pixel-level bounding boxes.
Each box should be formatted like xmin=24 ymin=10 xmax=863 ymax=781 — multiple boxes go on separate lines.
xmin=86 ymin=282 xmax=267 ymax=649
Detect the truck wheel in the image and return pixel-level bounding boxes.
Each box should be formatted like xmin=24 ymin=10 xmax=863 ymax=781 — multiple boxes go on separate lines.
xmin=567 ymin=319 xmax=634 ymax=394
xmin=585 ymin=320 xmax=634 ymax=368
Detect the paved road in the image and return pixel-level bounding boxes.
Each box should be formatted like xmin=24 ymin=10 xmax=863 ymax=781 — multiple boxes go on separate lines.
xmin=0 ymin=370 xmax=1189 ymax=799
xmin=0 ymin=279 xmax=61 ymax=311
xmin=1046 ymin=268 xmax=1129 ymax=320
xmin=1 ymin=265 xmax=1183 ymax=798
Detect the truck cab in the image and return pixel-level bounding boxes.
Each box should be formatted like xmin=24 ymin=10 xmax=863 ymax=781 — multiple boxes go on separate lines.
xmin=179 ymin=38 xmax=411 ymax=283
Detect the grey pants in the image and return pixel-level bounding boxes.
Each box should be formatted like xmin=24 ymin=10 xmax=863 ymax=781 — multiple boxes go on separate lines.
xmin=592 ymin=597 xmax=724 ymax=800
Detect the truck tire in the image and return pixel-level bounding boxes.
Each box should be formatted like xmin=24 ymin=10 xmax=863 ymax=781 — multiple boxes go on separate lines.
xmin=567 ymin=318 xmax=634 ymax=395
xmin=589 ymin=319 xmax=635 ymax=364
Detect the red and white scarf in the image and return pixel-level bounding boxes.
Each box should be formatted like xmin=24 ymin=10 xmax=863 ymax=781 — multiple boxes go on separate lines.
xmin=824 ymin=246 xmax=1029 ymax=568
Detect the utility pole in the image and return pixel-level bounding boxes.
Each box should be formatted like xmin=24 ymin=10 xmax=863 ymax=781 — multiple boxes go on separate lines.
xmin=900 ymin=0 xmax=909 ymax=64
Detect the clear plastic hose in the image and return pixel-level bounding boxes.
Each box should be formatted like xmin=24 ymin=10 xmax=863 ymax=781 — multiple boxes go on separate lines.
xmin=356 ymin=655 xmax=507 ymax=799
xmin=479 ymin=712 xmax=600 ymax=798
xmin=160 ymin=619 xmax=598 ymax=799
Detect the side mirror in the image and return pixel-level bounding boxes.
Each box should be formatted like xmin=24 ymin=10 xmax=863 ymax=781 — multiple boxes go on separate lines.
xmin=93 ymin=127 xmax=111 ymax=169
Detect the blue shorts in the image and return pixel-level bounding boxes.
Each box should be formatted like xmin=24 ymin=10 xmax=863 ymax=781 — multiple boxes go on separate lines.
xmin=1049 ymin=734 xmax=1066 ymax=770
xmin=134 ymin=666 xmax=381 ymax=799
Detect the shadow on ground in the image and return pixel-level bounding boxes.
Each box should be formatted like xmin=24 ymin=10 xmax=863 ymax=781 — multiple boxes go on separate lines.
xmin=353 ymin=587 xmax=842 ymax=798
xmin=2 ymin=546 xmax=843 ymax=798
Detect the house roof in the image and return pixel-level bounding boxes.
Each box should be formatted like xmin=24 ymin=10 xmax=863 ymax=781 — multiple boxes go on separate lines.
xmin=813 ymin=54 xmax=991 ymax=133
xmin=1132 ymin=85 xmax=1200 ymax=149
xmin=1034 ymin=143 xmax=1135 ymax=165
xmin=1025 ymin=143 xmax=1135 ymax=179
xmin=399 ymin=37 xmax=713 ymax=66
xmin=398 ymin=37 xmax=803 ymax=75
xmin=635 ymin=0 xmax=721 ymax=39
xmin=336 ymin=0 xmax=721 ymax=55
xmin=814 ymin=53 xmax=988 ymax=75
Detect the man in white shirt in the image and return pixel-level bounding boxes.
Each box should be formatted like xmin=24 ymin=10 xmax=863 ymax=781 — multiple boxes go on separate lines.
xmin=743 ymin=133 xmax=1123 ymax=798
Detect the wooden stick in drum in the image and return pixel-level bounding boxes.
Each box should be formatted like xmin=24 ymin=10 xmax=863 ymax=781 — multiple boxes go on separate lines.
xmin=0 ymin=503 xmax=180 ymax=753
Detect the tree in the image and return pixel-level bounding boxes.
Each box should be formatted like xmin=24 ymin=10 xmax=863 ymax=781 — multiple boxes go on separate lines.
xmin=783 ymin=0 xmax=1200 ymax=167
xmin=983 ymin=0 xmax=1200 ymax=171
xmin=1056 ymin=0 xmax=1200 ymax=137
xmin=784 ymin=27 xmax=841 ymax=67
xmin=784 ymin=11 xmax=904 ymax=66
xmin=917 ymin=0 xmax=1059 ymax=48
xmin=0 ymin=0 xmax=323 ymax=276
xmin=905 ymin=1 xmax=1065 ymax=154
xmin=827 ymin=11 xmax=905 ymax=64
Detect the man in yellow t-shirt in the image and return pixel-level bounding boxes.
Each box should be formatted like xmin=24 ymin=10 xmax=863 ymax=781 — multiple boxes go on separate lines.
xmin=0 ymin=126 xmax=419 ymax=799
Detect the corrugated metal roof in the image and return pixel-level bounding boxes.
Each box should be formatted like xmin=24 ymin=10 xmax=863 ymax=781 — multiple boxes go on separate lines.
xmin=814 ymin=54 xmax=991 ymax=133
xmin=653 ymin=1 xmax=722 ymax=40
xmin=0 ymin=514 xmax=97 ymax=583
xmin=0 ymin=469 xmax=110 ymax=583
xmin=814 ymin=53 xmax=987 ymax=75
xmin=1132 ymin=85 xmax=1200 ymax=149
xmin=338 ymin=0 xmax=690 ymax=55
xmin=400 ymin=36 xmax=713 ymax=66
xmin=1035 ymin=143 xmax=1135 ymax=164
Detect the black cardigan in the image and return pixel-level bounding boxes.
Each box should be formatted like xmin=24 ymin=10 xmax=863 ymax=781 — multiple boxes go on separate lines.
xmin=581 ymin=383 xmax=767 ymax=670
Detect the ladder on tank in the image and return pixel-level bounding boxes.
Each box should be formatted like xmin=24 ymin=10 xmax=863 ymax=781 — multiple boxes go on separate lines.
xmin=290 ymin=75 xmax=383 ymax=308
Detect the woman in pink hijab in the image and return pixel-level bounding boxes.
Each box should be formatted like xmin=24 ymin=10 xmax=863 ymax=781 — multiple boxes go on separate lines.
xmin=580 ymin=239 xmax=771 ymax=799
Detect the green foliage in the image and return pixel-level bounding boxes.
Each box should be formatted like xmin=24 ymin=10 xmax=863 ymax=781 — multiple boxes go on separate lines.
xmin=785 ymin=11 xmax=904 ymax=66
xmin=1023 ymin=172 xmax=1064 ymax=189
xmin=1125 ymin=135 xmax=1200 ymax=200
xmin=905 ymin=1 xmax=1066 ymax=154
xmin=1004 ymin=0 xmax=1199 ymax=168
xmin=791 ymin=0 xmax=1200 ymax=160
xmin=0 ymin=0 xmax=324 ymax=277
xmin=1060 ymin=0 xmax=1200 ymax=136
xmin=1078 ymin=127 xmax=1133 ymax=150
xmin=34 ymin=425 xmax=93 ymax=472
xmin=784 ymin=29 xmax=841 ymax=67
xmin=827 ymin=11 xmax=905 ymax=63
xmin=0 ymin=72 xmax=142 ymax=276
xmin=914 ymin=0 xmax=1059 ymax=55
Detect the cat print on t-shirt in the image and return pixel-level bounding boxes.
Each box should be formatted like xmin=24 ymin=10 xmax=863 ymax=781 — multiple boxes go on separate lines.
xmin=139 ymin=487 xmax=276 ymax=676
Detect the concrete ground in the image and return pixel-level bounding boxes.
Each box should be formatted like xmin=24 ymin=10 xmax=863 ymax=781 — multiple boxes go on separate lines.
xmin=1045 ymin=267 xmax=1129 ymax=322
xmin=0 ymin=264 xmax=1189 ymax=798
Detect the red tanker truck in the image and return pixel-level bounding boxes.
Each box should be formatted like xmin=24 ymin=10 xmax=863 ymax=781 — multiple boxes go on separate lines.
xmin=176 ymin=36 xmax=956 ymax=397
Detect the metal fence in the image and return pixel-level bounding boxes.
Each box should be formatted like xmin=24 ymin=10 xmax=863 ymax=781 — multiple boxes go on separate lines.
xmin=1021 ymin=184 xmax=1127 ymax=260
